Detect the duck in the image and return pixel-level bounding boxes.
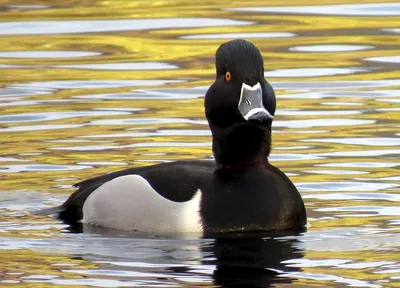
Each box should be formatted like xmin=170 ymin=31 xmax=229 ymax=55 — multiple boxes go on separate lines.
xmin=34 ymin=39 xmax=306 ymax=235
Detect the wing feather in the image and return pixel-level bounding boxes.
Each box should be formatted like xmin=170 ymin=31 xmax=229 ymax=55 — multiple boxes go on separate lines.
xmin=32 ymin=160 xmax=214 ymax=224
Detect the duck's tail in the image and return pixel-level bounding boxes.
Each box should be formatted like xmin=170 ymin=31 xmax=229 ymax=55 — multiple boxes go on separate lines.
xmin=30 ymin=205 xmax=65 ymax=216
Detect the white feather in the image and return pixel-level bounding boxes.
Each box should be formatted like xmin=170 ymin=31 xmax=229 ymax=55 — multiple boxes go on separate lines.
xmin=82 ymin=175 xmax=203 ymax=233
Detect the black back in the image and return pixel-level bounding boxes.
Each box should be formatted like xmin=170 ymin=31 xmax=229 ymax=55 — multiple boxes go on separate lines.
xmin=54 ymin=160 xmax=214 ymax=224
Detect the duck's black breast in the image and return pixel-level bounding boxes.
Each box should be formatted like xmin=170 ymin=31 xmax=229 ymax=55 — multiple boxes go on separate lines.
xmin=57 ymin=160 xmax=215 ymax=224
xmin=201 ymin=163 xmax=306 ymax=233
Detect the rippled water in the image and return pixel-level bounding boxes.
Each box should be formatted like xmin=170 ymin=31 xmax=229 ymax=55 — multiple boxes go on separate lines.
xmin=0 ymin=0 xmax=399 ymax=287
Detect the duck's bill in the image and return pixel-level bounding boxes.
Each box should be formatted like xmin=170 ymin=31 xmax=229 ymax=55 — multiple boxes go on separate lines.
xmin=238 ymin=82 xmax=273 ymax=121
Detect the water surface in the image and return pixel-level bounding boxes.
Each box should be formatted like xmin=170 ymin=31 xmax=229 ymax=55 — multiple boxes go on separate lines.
xmin=0 ymin=0 xmax=399 ymax=287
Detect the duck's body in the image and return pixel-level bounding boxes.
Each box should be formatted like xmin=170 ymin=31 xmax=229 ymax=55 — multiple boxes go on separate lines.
xmin=35 ymin=39 xmax=307 ymax=234
xmin=43 ymin=160 xmax=305 ymax=234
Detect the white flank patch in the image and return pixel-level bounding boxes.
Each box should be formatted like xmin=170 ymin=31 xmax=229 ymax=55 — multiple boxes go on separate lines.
xmin=82 ymin=175 xmax=203 ymax=233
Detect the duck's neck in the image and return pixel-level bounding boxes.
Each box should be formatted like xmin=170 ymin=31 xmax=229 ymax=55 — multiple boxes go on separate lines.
xmin=211 ymin=122 xmax=272 ymax=170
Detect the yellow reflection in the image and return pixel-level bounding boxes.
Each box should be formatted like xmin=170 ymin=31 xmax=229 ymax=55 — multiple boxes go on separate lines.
xmin=0 ymin=0 xmax=399 ymax=286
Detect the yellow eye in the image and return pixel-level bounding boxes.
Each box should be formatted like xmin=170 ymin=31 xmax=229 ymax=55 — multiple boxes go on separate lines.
xmin=225 ymin=71 xmax=231 ymax=81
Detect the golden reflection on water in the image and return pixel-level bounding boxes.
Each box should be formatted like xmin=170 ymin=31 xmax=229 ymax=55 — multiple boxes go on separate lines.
xmin=0 ymin=249 xmax=95 ymax=287
xmin=0 ymin=0 xmax=399 ymax=286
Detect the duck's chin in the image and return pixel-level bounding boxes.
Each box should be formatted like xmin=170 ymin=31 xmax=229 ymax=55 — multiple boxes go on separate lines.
xmin=211 ymin=119 xmax=272 ymax=136
xmin=227 ymin=120 xmax=272 ymax=144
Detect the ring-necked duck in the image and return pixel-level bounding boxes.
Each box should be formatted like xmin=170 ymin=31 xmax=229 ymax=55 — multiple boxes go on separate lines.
xmin=34 ymin=39 xmax=306 ymax=234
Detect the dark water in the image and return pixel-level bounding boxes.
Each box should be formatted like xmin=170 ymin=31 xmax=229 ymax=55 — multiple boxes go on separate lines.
xmin=0 ymin=1 xmax=399 ymax=287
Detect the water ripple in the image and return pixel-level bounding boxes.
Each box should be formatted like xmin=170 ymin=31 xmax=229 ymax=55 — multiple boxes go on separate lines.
xmin=0 ymin=157 xmax=27 ymax=162
xmin=278 ymin=109 xmax=361 ymax=116
xmin=282 ymin=271 xmax=380 ymax=288
xmin=317 ymin=206 xmax=400 ymax=217
xmin=182 ymin=32 xmax=295 ymax=39
xmin=317 ymin=162 xmax=400 ymax=168
xmin=0 ymin=164 xmax=92 ymax=173
xmin=303 ymin=192 xmax=400 ymax=202
xmin=265 ymin=67 xmax=366 ymax=78
xmin=270 ymin=153 xmax=324 ymax=161
xmin=0 ymin=124 xmax=85 ymax=132
xmin=317 ymin=149 xmax=400 ymax=157
xmin=296 ymin=182 xmax=399 ymax=192
xmin=0 ymin=111 xmax=132 ymax=124
xmin=383 ymin=28 xmax=400 ymax=34
xmin=49 ymin=142 xmax=212 ymax=152
xmin=365 ymin=56 xmax=400 ymax=63
xmin=305 ymin=170 xmax=368 ymax=175
xmin=5 ymin=5 xmax=48 ymax=9
xmin=279 ymin=89 xmax=399 ymax=99
xmin=0 ymin=51 xmax=101 ymax=58
xmin=90 ymin=118 xmax=208 ymax=126
xmin=0 ymin=18 xmax=252 ymax=35
xmin=228 ymin=3 xmax=400 ymax=16
xmin=274 ymin=118 xmax=375 ymax=128
xmin=271 ymin=80 xmax=399 ymax=91
xmin=302 ymin=138 xmax=400 ymax=146
xmin=58 ymin=62 xmax=179 ymax=70
xmin=81 ymin=129 xmax=211 ymax=138
xmin=74 ymin=88 xmax=204 ymax=100
xmin=290 ymin=45 xmax=373 ymax=52
xmin=7 ymin=80 xmax=184 ymax=90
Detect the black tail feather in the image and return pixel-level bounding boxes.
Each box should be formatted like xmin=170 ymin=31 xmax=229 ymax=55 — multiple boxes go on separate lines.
xmin=30 ymin=205 xmax=65 ymax=216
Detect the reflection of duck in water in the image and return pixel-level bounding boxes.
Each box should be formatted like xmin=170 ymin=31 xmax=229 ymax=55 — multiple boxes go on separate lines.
xmin=34 ymin=39 xmax=306 ymax=235
xmin=205 ymin=232 xmax=304 ymax=288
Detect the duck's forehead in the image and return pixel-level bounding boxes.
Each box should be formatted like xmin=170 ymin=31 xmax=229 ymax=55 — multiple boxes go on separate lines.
xmin=216 ymin=40 xmax=263 ymax=71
